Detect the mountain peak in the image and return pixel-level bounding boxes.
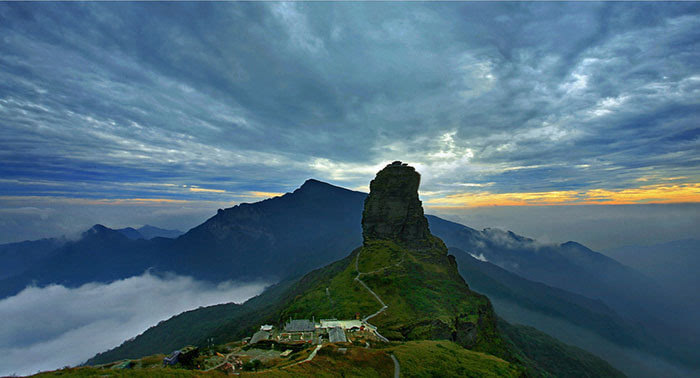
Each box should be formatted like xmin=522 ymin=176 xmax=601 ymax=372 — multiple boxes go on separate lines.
xmin=301 ymin=178 xmax=326 ymax=187
xmin=136 ymin=225 xmax=183 ymax=239
xmin=361 ymin=161 xmax=431 ymax=247
xmin=87 ymin=224 xmax=111 ymax=234
xmin=82 ymin=224 xmax=129 ymax=241
xmin=116 ymin=227 xmax=143 ymax=240
xmin=293 ymin=178 xmax=363 ymax=198
xmin=297 ymin=178 xmax=344 ymax=193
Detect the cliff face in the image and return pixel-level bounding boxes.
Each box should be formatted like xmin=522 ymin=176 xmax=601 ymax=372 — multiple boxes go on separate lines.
xmin=87 ymin=164 xmax=625 ymax=378
xmin=362 ymin=161 xmax=431 ymax=248
xmin=355 ymin=162 xmax=510 ymax=358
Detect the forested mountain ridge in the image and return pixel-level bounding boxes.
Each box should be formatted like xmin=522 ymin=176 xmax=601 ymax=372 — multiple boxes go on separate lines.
xmin=87 ymin=161 xmax=623 ymax=377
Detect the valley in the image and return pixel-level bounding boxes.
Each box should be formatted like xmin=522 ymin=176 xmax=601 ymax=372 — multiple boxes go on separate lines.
xmin=3 ymin=2 xmax=698 ymax=376
xmin=47 ymin=162 xmax=628 ymax=377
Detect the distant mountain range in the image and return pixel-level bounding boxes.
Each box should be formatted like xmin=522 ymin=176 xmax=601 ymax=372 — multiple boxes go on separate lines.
xmin=606 ymin=239 xmax=699 ymax=303
xmin=0 ymin=224 xmax=183 ymax=294
xmin=0 ymin=179 xmax=366 ymax=300
xmin=117 ymin=225 xmax=184 ymax=240
xmin=449 ymin=249 xmax=693 ymax=377
xmin=88 ymin=162 xmax=624 ymax=377
xmin=426 ymin=215 xmax=700 ymax=368
xmin=1 ymin=179 xmax=698 ymax=375
xmin=0 ymin=237 xmax=66 ymax=280
xmin=451 ymin=248 xmax=647 ymax=347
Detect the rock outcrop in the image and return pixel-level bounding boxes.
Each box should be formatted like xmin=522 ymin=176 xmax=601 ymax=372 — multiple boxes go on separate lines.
xmin=361 ymin=161 xmax=431 ymax=248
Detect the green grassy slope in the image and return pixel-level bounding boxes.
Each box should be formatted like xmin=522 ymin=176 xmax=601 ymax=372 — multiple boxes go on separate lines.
xmin=43 ymin=340 xmax=524 ymax=378
xmin=389 ymin=340 xmax=521 ymax=377
xmin=88 ymin=243 xmax=625 ymax=377
xmin=262 ymin=340 xmax=521 ymax=377
xmin=66 ymin=164 xmax=626 ymax=377
xmin=499 ymin=320 xmax=624 ymax=378
xmin=451 ymin=247 xmax=652 ymax=347
xmin=87 ymin=256 xmax=352 ymax=365
xmin=280 ymin=238 xmax=512 ymax=360
xmin=87 ymin=303 xmax=245 ymax=363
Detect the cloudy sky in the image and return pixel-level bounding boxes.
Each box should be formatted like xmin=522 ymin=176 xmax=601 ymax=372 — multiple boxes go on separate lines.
xmin=1 ymin=2 xmax=698 ymax=245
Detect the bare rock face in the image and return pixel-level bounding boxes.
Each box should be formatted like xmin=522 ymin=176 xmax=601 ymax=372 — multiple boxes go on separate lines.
xmin=361 ymin=161 xmax=431 ymax=247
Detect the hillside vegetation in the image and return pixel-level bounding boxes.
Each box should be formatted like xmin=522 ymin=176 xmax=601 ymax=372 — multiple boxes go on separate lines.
xmin=86 ymin=162 xmax=623 ymax=377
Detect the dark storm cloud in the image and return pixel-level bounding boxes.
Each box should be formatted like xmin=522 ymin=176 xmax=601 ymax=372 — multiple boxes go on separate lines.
xmin=0 ymin=2 xmax=698 ymax=207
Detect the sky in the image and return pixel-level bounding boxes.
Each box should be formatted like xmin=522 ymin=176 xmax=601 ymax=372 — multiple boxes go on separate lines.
xmin=1 ymin=2 xmax=699 ymax=246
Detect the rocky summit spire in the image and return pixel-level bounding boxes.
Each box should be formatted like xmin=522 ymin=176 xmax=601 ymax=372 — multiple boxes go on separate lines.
xmin=362 ymin=161 xmax=431 ymax=247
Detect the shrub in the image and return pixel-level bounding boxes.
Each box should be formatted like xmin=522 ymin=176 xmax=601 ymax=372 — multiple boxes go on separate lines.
xmin=242 ymin=359 xmax=262 ymax=371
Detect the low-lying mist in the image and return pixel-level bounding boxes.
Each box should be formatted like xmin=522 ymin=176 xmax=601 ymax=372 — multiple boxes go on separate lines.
xmin=491 ymin=298 xmax=700 ymax=378
xmin=0 ymin=272 xmax=269 ymax=376
xmin=430 ymin=203 xmax=700 ymax=251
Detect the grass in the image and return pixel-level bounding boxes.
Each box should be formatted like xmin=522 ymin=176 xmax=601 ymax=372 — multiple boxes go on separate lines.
xmin=81 ymin=235 xmax=625 ymax=378
xmin=249 ymin=345 xmax=394 ymax=377
xmin=498 ymin=320 xmax=625 ymax=378
xmin=51 ymin=341 xmax=520 ymax=377
xmin=389 ymin=340 xmax=522 ymax=377
xmin=279 ymin=248 xmax=379 ymax=321
xmin=279 ymin=239 xmax=513 ymax=362
xmin=31 ymin=366 xmax=227 ymax=377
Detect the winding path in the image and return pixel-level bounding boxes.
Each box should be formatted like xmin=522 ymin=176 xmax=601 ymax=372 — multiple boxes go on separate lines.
xmin=352 ymin=250 xmax=402 ymax=377
xmin=279 ymin=344 xmax=323 ymax=370
xmin=390 ymin=354 xmax=401 ymax=378
xmin=353 ymin=249 xmax=404 ymax=342
xmin=302 ymin=344 xmax=323 ymax=364
xmin=207 ymin=343 xmax=323 ymax=372
xmin=204 ymin=351 xmax=237 ymax=372
xmin=206 ymin=250 xmax=402 ymax=375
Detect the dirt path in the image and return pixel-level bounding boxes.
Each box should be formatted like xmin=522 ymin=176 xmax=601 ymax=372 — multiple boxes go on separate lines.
xmin=204 ymin=351 xmax=236 ymax=372
xmin=390 ymin=354 xmax=400 ymax=378
xmin=281 ymin=344 xmax=323 ymax=369
xmin=353 ymin=249 xmax=404 ymax=342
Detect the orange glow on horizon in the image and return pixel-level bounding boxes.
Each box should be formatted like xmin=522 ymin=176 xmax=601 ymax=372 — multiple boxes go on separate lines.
xmin=3 ymin=183 xmax=698 ymax=208
xmin=243 ymin=191 xmax=285 ymax=199
xmin=426 ymin=183 xmax=700 ymax=207
xmin=0 ymin=196 xmax=220 ymax=206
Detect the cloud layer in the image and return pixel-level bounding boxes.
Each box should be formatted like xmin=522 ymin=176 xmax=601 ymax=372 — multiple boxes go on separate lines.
xmin=431 ymin=203 xmax=700 ymax=251
xmin=0 ymin=272 xmax=267 ymax=376
xmin=0 ymin=3 xmax=698 ymax=241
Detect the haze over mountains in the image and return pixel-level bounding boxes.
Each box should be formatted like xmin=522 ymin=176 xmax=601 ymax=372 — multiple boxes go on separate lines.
xmin=87 ymin=162 xmax=624 ymax=377
xmin=1 ymin=177 xmax=698 ymax=376
xmin=116 ymin=225 xmax=184 ymax=240
xmin=606 ymin=239 xmax=700 ymax=303
xmin=1 ymin=2 xmax=698 ymax=376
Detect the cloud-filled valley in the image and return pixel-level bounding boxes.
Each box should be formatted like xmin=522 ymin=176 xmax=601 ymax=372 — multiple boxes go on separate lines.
xmin=0 ymin=2 xmax=698 ymax=376
xmin=0 ymin=272 xmax=268 ymax=376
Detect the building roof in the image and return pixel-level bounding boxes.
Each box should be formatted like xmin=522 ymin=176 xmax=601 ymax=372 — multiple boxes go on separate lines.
xmin=320 ymin=319 xmax=363 ymax=329
xmin=284 ymin=319 xmax=315 ymax=332
xmin=280 ymin=349 xmax=293 ymax=357
xmin=250 ymin=330 xmax=270 ymax=344
xmin=328 ymin=327 xmax=347 ymax=343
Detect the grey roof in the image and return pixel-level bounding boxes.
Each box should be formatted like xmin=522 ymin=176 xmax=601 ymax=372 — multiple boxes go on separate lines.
xmin=250 ymin=330 xmax=270 ymax=344
xmin=328 ymin=327 xmax=347 ymax=343
xmin=284 ymin=319 xmax=315 ymax=332
xmin=163 ymin=350 xmax=180 ymax=365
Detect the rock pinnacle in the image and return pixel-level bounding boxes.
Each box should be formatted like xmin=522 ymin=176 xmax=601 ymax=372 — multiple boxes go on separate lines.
xmin=361 ymin=161 xmax=431 ymax=248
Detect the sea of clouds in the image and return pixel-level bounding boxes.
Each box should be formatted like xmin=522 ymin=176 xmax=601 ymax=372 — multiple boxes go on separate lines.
xmin=0 ymin=272 xmax=268 ymax=376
